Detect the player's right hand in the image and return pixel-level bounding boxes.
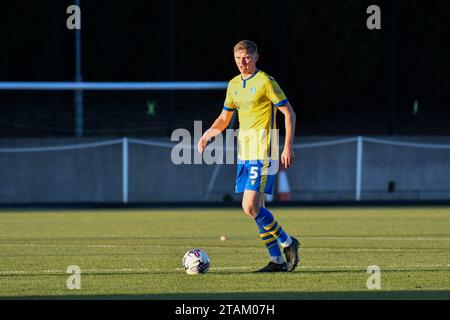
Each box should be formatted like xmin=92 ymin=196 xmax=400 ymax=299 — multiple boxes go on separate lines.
xmin=197 ymin=137 xmax=207 ymax=154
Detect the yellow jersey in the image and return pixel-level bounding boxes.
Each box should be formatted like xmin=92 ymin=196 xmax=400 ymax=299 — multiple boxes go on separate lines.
xmin=223 ymin=69 xmax=288 ymax=161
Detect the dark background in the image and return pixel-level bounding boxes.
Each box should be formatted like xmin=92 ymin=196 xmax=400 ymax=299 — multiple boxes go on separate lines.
xmin=1 ymin=0 xmax=449 ymax=137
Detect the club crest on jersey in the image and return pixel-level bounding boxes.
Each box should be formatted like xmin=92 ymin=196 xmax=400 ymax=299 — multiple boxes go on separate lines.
xmin=250 ymin=87 xmax=256 ymax=95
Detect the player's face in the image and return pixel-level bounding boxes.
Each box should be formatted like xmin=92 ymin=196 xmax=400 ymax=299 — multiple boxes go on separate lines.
xmin=234 ymin=50 xmax=259 ymax=75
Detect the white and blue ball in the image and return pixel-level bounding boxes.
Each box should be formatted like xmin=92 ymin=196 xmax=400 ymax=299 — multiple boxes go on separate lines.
xmin=182 ymin=248 xmax=210 ymax=275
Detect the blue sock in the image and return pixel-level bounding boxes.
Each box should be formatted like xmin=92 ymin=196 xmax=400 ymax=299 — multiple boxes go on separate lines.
xmin=255 ymin=207 xmax=292 ymax=248
xmin=255 ymin=220 xmax=284 ymax=262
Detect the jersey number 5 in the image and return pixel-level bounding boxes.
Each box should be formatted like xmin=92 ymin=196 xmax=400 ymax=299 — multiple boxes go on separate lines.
xmin=249 ymin=166 xmax=259 ymax=179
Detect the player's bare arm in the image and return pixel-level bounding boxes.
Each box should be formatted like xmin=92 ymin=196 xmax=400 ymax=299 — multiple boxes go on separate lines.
xmin=278 ymin=102 xmax=296 ymax=169
xmin=197 ymin=109 xmax=234 ymax=154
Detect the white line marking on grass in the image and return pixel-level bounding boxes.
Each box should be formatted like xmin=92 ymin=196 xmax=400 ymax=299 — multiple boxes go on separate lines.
xmin=0 ymin=265 xmax=446 ymax=276
xmin=0 ymin=266 xmax=253 ymax=276
xmin=87 ymin=244 xmax=118 ymax=248
xmin=0 ymin=235 xmax=449 ymax=250
xmin=0 ymin=244 xmax=227 ymax=249
xmin=302 ymin=236 xmax=450 ymax=242
xmin=298 ymin=265 xmax=447 ymax=270
xmin=306 ymin=248 xmax=449 ymax=252
xmin=208 ymin=266 xmax=253 ymax=271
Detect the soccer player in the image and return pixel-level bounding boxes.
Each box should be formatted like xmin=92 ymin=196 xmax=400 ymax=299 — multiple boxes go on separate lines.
xmin=197 ymin=40 xmax=299 ymax=272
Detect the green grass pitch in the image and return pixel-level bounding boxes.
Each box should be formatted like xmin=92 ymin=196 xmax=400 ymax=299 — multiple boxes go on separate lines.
xmin=0 ymin=207 xmax=449 ymax=299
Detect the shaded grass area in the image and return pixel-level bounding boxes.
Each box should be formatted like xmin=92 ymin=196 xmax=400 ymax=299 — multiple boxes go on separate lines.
xmin=2 ymin=291 xmax=449 ymax=300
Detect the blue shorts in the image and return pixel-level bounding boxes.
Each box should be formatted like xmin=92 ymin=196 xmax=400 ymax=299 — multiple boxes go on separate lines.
xmin=235 ymin=160 xmax=275 ymax=195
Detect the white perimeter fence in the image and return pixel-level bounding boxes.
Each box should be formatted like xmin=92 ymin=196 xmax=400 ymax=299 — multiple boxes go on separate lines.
xmin=1 ymin=136 xmax=450 ymax=203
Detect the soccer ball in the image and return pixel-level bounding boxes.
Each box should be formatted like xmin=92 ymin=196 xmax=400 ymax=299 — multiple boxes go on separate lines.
xmin=182 ymin=248 xmax=210 ymax=275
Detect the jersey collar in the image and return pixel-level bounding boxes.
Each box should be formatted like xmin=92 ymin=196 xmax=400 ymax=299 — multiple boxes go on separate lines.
xmin=240 ymin=69 xmax=259 ymax=88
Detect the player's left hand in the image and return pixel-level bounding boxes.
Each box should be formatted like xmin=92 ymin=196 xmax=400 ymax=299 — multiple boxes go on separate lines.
xmin=197 ymin=136 xmax=208 ymax=154
xmin=281 ymin=147 xmax=295 ymax=169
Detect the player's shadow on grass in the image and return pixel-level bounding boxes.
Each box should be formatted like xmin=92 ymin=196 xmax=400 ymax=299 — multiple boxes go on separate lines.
xmin=2 ymin=291 xmax=450 ymax=300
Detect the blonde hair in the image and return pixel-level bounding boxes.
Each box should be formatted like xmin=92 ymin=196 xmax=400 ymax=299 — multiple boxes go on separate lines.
xmin=233 ymin=40 xmax=258 ymax=54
